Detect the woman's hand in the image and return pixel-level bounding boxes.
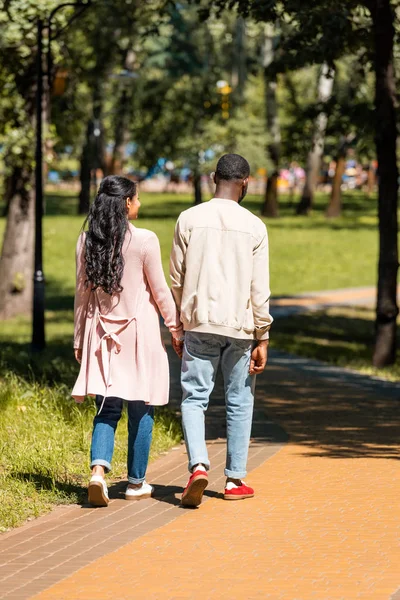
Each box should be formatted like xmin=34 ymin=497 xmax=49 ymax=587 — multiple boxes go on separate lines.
xmin=249 ymin=340 xmax=268 ymax=375
xmin=74 ymin=348 xmax=82 ymax=364
xmin=172 ymin=337 xmax=184 ymax=359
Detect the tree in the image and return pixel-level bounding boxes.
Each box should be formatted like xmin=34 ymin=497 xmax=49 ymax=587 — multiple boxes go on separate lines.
xmin=200 ymin=0 xmax=399 ymax=365
xmin=370 ymin=0 xmax=398 ymax=367
xmin=296 ymin=64 xmax=335 ymax=215
xmin=324 ymin=55 xmax=374 ymax=217
xmin=325 ymin=136 xmax=349 ymax=218
xmin=0 ymin=2 xmax=53 ymax=319
xmin=131 ymin=5 xmax=235 ymax=204
xmin=261 ymin=23 xmax=281 ymax=218
xmin=0 ymin=0 xmax=164 ymax=319
xmin=57 ymin=2 xmax=140 ymax=214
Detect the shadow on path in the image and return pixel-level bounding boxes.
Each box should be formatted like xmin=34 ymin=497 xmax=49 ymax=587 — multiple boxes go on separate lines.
xmin=256 ymin=352 xmax=400 ymax=460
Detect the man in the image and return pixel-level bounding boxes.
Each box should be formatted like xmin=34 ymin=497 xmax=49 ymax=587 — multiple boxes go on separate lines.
xmin=170 ymin=153 xmax=273 ymax=507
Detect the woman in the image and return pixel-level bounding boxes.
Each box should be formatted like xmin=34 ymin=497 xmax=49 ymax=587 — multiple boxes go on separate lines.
xmin=72 ymin=175 xmax=183 ymax=507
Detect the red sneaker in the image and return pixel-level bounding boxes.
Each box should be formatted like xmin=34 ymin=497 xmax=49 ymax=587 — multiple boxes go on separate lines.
xmin=181 ymin=470 xmax=208 ymax=507
xmin=224 ymin=481 xmax=254 ymax=500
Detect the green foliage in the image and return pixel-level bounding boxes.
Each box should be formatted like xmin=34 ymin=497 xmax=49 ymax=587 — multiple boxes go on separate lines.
xmin=0 ymin=1 xmax=71 ymax=171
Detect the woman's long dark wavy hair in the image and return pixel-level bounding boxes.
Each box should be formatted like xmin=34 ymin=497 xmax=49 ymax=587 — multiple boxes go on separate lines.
xmin=84 ymin=175 xmax=137 ymax=295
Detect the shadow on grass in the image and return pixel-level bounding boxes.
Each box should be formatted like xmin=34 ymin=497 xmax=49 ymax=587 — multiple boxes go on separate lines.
xmin=11 ymin=472 xmax=86 ymax=500
xmin=45 ymin=193 xmax=80 ymax=216
xmin=271 ymin=307 xmax=399 ymax=366
xmin=0 ymin=337 xmax=78 ymax=389
xmin=46 ymin=293 xmax=74 ymax=313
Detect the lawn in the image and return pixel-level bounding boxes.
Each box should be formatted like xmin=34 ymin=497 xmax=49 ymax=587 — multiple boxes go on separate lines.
xmin=0 ymin=188 xmax=380 ymax=305
xmin=0 ymin=188 xmax=395 ymax=530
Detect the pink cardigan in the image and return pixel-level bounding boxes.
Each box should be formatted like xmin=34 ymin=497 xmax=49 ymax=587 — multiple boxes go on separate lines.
xmin=72 ymin=224 xmax=183 ymax=405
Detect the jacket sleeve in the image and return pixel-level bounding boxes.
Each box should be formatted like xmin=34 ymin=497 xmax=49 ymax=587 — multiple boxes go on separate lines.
xmin=169 ymin=216 xmax=187 ymax=312
xmin=143 ymin=233 xmax=184 ymax=340
xmin=251 ymin=226 xmax=273 ymax=341
xmin=74 ymin=233 xmax=91 ymax=349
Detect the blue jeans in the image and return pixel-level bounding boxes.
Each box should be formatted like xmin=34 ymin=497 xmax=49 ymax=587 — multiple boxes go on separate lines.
xmin=90 ymin=396 xmax=154 ymax=484
xmin=181 ymin=332 xmax=256 ymax=479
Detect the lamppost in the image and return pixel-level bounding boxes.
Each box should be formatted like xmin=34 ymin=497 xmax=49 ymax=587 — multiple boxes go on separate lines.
xmin=32 ymin=1 xmax=91 ymax=351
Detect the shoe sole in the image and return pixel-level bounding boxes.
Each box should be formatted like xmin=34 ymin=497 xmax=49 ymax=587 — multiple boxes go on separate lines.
xmin=125 ymin=492 xmax=152 ymax=501
xmin=88 ymin=481 xmax=109 ymax=507
xmin=223 ymin=493 xmax=255 ymax=501
xmin=181 ymin=476 xmax=208 ymax=507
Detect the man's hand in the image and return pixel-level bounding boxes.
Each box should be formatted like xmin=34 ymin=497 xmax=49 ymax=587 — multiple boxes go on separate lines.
xmin=74 ymin=348 xmax=82 ymax=364
xmin=172 ymin=337 xmax=184 ymax=359
xmin=249 ymin=340 xmax=268 ymax=375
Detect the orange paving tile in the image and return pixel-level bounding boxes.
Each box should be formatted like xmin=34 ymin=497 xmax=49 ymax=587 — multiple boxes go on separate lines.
xmin=35 ymin=432 xmax=400 ymax=599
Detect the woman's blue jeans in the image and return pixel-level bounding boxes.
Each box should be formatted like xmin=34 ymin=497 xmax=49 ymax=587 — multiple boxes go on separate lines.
xmin=90 ymin=396 xmax=154 ymax=484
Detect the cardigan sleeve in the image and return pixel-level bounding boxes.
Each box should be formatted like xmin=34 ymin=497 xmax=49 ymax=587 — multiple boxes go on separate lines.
xmin=74 ymin=233 xmax=91 ymax=349
xmin=143 ymin=233 xmax=184 ymax=340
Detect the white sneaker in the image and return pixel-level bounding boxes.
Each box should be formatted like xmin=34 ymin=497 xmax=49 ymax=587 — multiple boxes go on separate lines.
xmin=88 ymin=475 xmax=109 ymax=507
xmin=125 ymin=481 xmax=153 ymax=501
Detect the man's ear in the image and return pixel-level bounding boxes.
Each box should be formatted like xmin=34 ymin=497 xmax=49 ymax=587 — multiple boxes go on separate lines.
xmin=213 ymin=172 xmax=217 ymax=185
xmin=243 ymin=177 xmax=249 ymax=187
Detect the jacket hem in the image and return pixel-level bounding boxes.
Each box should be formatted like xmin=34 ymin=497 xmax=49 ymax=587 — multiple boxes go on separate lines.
xmin=184 ymin=322 xmax=255 ymax=340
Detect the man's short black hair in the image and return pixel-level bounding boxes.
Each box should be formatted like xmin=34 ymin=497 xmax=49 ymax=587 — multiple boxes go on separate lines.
xmin=215 ymin=153 xmax=250 ymax=181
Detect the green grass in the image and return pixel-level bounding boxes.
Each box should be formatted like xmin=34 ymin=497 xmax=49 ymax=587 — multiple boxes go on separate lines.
xmin=0 ymin=372 xmax=181 ymax=531
xmin=0 ymin=189 xmax=380 ymax=299
xmin=0 ymin=188 xmax=394 ymax=529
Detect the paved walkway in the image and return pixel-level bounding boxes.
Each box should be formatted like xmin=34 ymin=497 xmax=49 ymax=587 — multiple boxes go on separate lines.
xmin=1 ymin=288 xmax=400 ymax=599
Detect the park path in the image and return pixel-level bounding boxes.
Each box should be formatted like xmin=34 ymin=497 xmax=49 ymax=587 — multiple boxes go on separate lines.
xmin=270 ymin=284 xmax=400 ymax=317
xmin=1 ymin=287 xmax=400 ymax=599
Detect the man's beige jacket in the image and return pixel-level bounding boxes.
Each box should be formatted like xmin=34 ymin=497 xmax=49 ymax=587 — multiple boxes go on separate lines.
xmin=170 ymin=197 xmax=273 ymax=341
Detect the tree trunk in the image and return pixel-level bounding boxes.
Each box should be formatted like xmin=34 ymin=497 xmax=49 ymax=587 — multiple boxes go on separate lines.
xmin=193 ymin=171 xmax=202 ymax=205
xmin=367 ymin=162 xmax=376 ymax=196
xmin=1 ymin=175 xmax=15 ymax=218
xmin=370 ymin=0 xmax=399 ymax=367
xmin=326 ymin=156 xmax=346 ymax=218
xmin=0 ymin=164 xmax=34 ymax=319
xmin=296 ymin=63 xmax=334 ymax=215
xmin=193 ymin=173 xmax=203 ymax=204
xmin=78 ymin=82 xmax=106 ymax=214
xmin=232 ymin=17 xmax=246 ymax=104
xmin=109 ymin=89 xmax=128 ymax=175
xmin=261 ymin=23 xmax=280 ymax=218
xmin=263 ymin=172 xmax=279 ymax=217
xmin=78 ymin=119 xmax=92 ymax=215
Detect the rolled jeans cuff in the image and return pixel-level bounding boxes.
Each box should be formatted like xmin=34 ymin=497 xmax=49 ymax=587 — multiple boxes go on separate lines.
xmin=188 ymin=458 xmax=210 ymax=473
xmin=224 ymin=468 xmax=247 ymax=479
xmin=91 ymin=459 xmax=111 ymax=473
xmin=128 ymin=475 xmax=146 ymax=484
